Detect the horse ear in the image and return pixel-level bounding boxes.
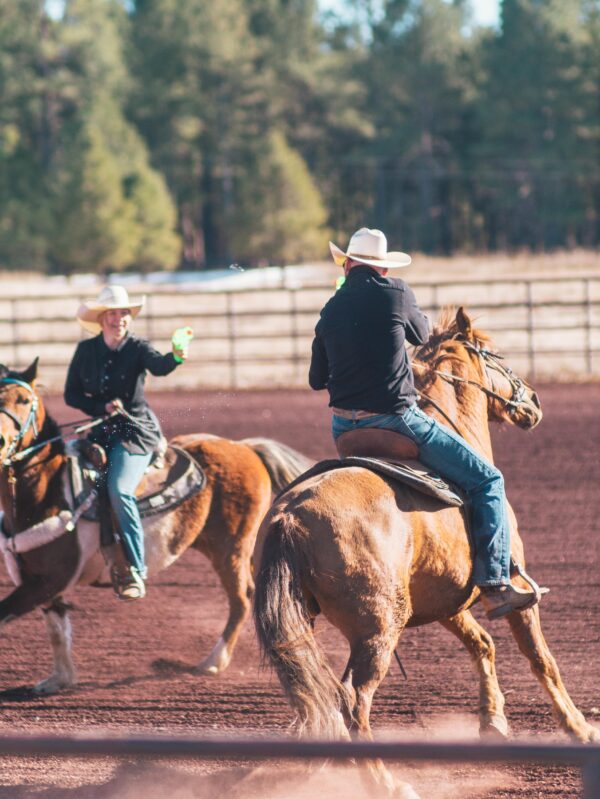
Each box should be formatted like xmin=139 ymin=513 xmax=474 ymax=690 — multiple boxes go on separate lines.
xmin=0 ymin=364 xmax=8 ymax=380
xmin=19 ymin=358 xmax=39 ymax=385
xmin=456 ymin=307 xmax=473 ymax=338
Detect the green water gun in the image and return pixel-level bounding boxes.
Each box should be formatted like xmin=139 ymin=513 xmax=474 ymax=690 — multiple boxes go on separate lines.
xmin=171 ymin=327 xmax=194 ymax=363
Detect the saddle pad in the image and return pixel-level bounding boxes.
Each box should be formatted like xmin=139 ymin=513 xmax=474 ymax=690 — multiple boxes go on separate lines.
xmin=137 ymin=445 xmax=205 ymax=518
xmin=278 ymin=457 xmax=463 ymax=507
xmin=344 ymin=457 xmax=463 ymax=506
xmin=67 ymin=444 xmax=205 ymax=520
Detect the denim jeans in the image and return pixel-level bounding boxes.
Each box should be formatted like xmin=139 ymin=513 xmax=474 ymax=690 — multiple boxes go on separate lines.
xmin=332 ymin=404 xmax=510 ymax=587
xmin=106 ymin=442 xmax=152 ymax=579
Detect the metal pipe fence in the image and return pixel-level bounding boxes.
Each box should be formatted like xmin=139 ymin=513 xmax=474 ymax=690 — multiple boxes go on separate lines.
xmin=0 ymin=275 xmax=599 ymax=389
xmin=0 ymin=734 xmax=598 ymax=797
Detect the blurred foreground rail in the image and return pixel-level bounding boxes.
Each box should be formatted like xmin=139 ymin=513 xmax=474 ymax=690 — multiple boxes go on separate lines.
xmin=0 ymin=734 xmax=598 ymax=797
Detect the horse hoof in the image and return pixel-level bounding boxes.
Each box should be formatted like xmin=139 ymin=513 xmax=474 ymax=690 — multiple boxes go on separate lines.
xmin=197 ymin=637 xmax=230 ymax=676
xmin=583 ymin=724 xmax=600 ymax=743
xmin=197 ymin=663 xmax=222 ymax=676
xmin=33 ymin=675 xmax=75 ymax=695
xmin=394 ymin=781 xmax=422 ymax=799
xmin=480 ymin=714 xmax=509 ymax=739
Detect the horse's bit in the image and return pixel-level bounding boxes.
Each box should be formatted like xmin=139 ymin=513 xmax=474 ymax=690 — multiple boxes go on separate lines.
xmin=0 ymin=378 xmax=39 ymax=467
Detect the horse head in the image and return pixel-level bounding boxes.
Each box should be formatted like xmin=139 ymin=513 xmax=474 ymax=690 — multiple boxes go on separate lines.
xmin=416 ymin=307 xmax=542 ymax=432
xmin=0 ymin=358 xmax=45 ymax=465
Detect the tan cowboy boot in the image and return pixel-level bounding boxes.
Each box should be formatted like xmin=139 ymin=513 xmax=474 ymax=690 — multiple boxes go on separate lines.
xmin=480 ymin=583 xmax=539 ymax=620
xmin=117 ymin=567 xmax=146 ymax=601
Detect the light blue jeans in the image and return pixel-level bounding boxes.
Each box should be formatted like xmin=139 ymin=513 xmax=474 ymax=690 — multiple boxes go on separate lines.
xmin=332 ymin=404 xmax=510 ymax=587
xmin=106 ymin=442 xmax=152 ymax=579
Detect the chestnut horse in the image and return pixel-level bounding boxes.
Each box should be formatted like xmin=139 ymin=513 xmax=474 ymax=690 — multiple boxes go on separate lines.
xmin=255 ymin=309 xmax=598 ymax=765
xmin=0 ymin=359 xmax=312 ymax=694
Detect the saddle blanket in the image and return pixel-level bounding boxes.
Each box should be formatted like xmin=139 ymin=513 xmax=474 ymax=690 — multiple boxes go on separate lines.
xmin=279 ymin=456 xmax=464 ymax=507
xmin=67 ymin=443 xmax=206 ymax=521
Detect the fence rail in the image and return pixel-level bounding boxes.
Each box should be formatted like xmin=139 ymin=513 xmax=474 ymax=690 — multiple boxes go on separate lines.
xmin=0 ymin=734 xmax=598 ymax=798
xmin=1 ymin=274 xmax=599 ymax=389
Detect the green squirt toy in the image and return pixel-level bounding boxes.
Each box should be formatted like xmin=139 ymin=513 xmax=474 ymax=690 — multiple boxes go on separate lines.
xmin=171 ymin=327 xmax=194 ymax=363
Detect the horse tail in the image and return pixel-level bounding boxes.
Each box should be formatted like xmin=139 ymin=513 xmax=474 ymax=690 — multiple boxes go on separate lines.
xmin=242 ymin=438 xmax=314 ymax=493
xmin=254 ymin=512 xmax=350 ymax=738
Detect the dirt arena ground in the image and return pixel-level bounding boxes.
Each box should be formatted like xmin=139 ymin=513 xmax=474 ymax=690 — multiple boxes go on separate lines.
xmin=0 ymin=384 xmax=598 ymax=799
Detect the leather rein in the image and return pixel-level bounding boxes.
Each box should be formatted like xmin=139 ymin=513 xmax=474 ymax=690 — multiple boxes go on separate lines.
xmin=413 ymin=339 xmax=532 ymax=434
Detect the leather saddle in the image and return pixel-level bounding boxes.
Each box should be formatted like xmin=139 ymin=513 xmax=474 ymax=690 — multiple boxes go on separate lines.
xmin=65 ymin=439 xmax=206 ymax=523
xmin=286 ymin=427 xmax=463 ymax=507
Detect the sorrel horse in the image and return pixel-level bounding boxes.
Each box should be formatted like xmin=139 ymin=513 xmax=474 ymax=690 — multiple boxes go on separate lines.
xmin=255 ymin=309 xmax=598 ymax=758
xmin=0 ymin=359 xmax=312 ymax=694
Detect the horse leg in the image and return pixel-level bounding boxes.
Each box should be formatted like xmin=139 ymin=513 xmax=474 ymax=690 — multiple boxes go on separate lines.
xmin=347 ymin=634 xmax=420 ymax=798
xmin=440 ymin=611 xmax=508 ymax=738
xmin=34 ymin=598 xmax=76 ymax=694
xmin=507 ymin=606 xmax=598 ymax=742
xmin=197 ymin=553 xmax=254 ymax=676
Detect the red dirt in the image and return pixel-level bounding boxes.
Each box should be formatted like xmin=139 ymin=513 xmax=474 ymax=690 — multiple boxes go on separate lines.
xmin=0 ymin=384 xmax=598 ymax=799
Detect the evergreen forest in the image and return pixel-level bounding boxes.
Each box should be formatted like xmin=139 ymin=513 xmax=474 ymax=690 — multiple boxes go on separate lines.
xmin=0 ymin=0 xmax=599 ymax=273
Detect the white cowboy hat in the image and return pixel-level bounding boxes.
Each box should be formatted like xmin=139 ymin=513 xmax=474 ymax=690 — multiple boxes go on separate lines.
xmin=77 ymin=285 xmax=145 ymax=334
xmin=329 ymin=227 xmax=412 ymax=269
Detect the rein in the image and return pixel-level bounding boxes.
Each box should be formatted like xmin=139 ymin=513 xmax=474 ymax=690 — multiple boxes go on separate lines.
xmin=412 ymin=338 xmax=531 ymax=423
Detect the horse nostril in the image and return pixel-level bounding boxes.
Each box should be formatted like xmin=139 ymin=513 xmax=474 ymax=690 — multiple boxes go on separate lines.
xmin=0 ymin=434 xmax=4 ymax=449
xmin=530 ymin=391 xmax=541 ymax=410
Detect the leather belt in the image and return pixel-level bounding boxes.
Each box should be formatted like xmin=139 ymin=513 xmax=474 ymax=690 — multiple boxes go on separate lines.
xmin=331 ymin=407 xmax=381 ymax=420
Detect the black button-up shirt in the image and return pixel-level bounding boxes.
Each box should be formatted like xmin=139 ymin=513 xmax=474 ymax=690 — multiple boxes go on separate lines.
xmin=309 ymin=266 xmax=430 ymax=414
xmin=64 ymin=333 xmax=179 ymax=454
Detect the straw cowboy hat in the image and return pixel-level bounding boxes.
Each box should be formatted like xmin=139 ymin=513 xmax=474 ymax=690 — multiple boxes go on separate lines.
xmin=329 ymin=227 xmax=412 ymax=269
xmin=77 ymin=285 xmax=145 ymax=334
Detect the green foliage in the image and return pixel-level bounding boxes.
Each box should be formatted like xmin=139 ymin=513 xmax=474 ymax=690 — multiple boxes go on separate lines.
xmin=231 ymin=130 xmax=329 ymax=265
xmin=0 ymin=0 xmax=599 ymax=270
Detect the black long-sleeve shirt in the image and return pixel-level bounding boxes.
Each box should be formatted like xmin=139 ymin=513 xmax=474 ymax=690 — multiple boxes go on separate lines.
xmin=64 ymin=333 xmax=178 ymax=454
xmin=309 ymin=266 xmax=430 ymax=414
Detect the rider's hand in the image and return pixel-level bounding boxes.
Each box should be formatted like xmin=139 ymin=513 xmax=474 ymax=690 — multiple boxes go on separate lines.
xmin=172 ymin=344 xmax=189 ymax=362
xmin=105 ymin=398 xmax=124 ymax=415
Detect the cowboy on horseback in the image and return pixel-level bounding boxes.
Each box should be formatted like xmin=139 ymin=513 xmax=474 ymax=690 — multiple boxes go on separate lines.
xmin=309 ymin=227 xmax=540 ymax=619
xmin=64 ymin=285 xmax=190 ymax=601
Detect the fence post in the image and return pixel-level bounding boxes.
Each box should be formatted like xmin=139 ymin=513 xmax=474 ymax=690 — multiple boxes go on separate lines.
xmin=525 ymin=280 xmax=535 ymax=379
xmin=145 ymin=293 xmax=154 ymax=341
xmin=290 ymin=287 xmax=300 ymax=385
xmin=582 ymin=756 xmax=600 ymax=799
xmin=10 ymin=298 xmax=18 ymax=367
xmin=584 ymin=278 xmax=592 ymax=375
xmin=226 ymin=292 xmax=237 ymax=389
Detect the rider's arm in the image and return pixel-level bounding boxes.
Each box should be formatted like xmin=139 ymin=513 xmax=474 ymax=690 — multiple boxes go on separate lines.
xmin=64 ymin=343 xmax=107 ymax=417
xmin=308 ymin=334 xmax=329 ymax=390
xmin=139 ymin=339 xmax=179 ymax=376
xmin=404 ymin=285 xmax=430 ymax=346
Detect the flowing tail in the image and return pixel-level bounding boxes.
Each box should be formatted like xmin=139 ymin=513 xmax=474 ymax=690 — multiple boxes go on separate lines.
xmin=254 ymin=513 xmax=350 ymax=737
xmin=242 ymin=438 xmax=314 ymax=493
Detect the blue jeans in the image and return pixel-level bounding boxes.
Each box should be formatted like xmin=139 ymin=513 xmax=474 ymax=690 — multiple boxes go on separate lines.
xmin=332 ymin=404 xmax=510 ymax=587
xmin=106 ymin=442 xmax=152 ymax=579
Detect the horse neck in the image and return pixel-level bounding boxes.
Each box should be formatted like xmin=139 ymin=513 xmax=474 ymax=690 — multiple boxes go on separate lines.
xmin=0 ymin=409 xmax=66 ymax=533
xmin=421 ymin=366 xmax=495 ymax=462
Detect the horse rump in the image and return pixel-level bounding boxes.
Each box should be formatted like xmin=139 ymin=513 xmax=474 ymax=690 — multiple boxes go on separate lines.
xmin=253 ymin=512 xmax=349 ymax=738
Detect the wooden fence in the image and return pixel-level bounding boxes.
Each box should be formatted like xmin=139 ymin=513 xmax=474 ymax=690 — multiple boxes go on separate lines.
xmin=0 ymin=274 xmax=599 ymax=390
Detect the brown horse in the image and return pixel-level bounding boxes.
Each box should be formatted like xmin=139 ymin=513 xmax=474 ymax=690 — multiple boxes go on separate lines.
xmin=254 ymin=308 xmax=598 ymax=757
xmin=0 ymin=359 xmax=312 ymax=694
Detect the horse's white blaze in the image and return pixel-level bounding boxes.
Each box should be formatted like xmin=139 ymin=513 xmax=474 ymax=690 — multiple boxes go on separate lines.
xmin=198 ymin=636 xmax=230 ymax=675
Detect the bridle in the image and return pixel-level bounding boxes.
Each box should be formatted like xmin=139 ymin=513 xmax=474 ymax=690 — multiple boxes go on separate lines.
xmin=414 ymin=337 xmax=537 ymax=431
xmin=436 ymin=339 xmax=531 ymax=416
xmin=0 ymin=378 xmax=40 ymax=467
